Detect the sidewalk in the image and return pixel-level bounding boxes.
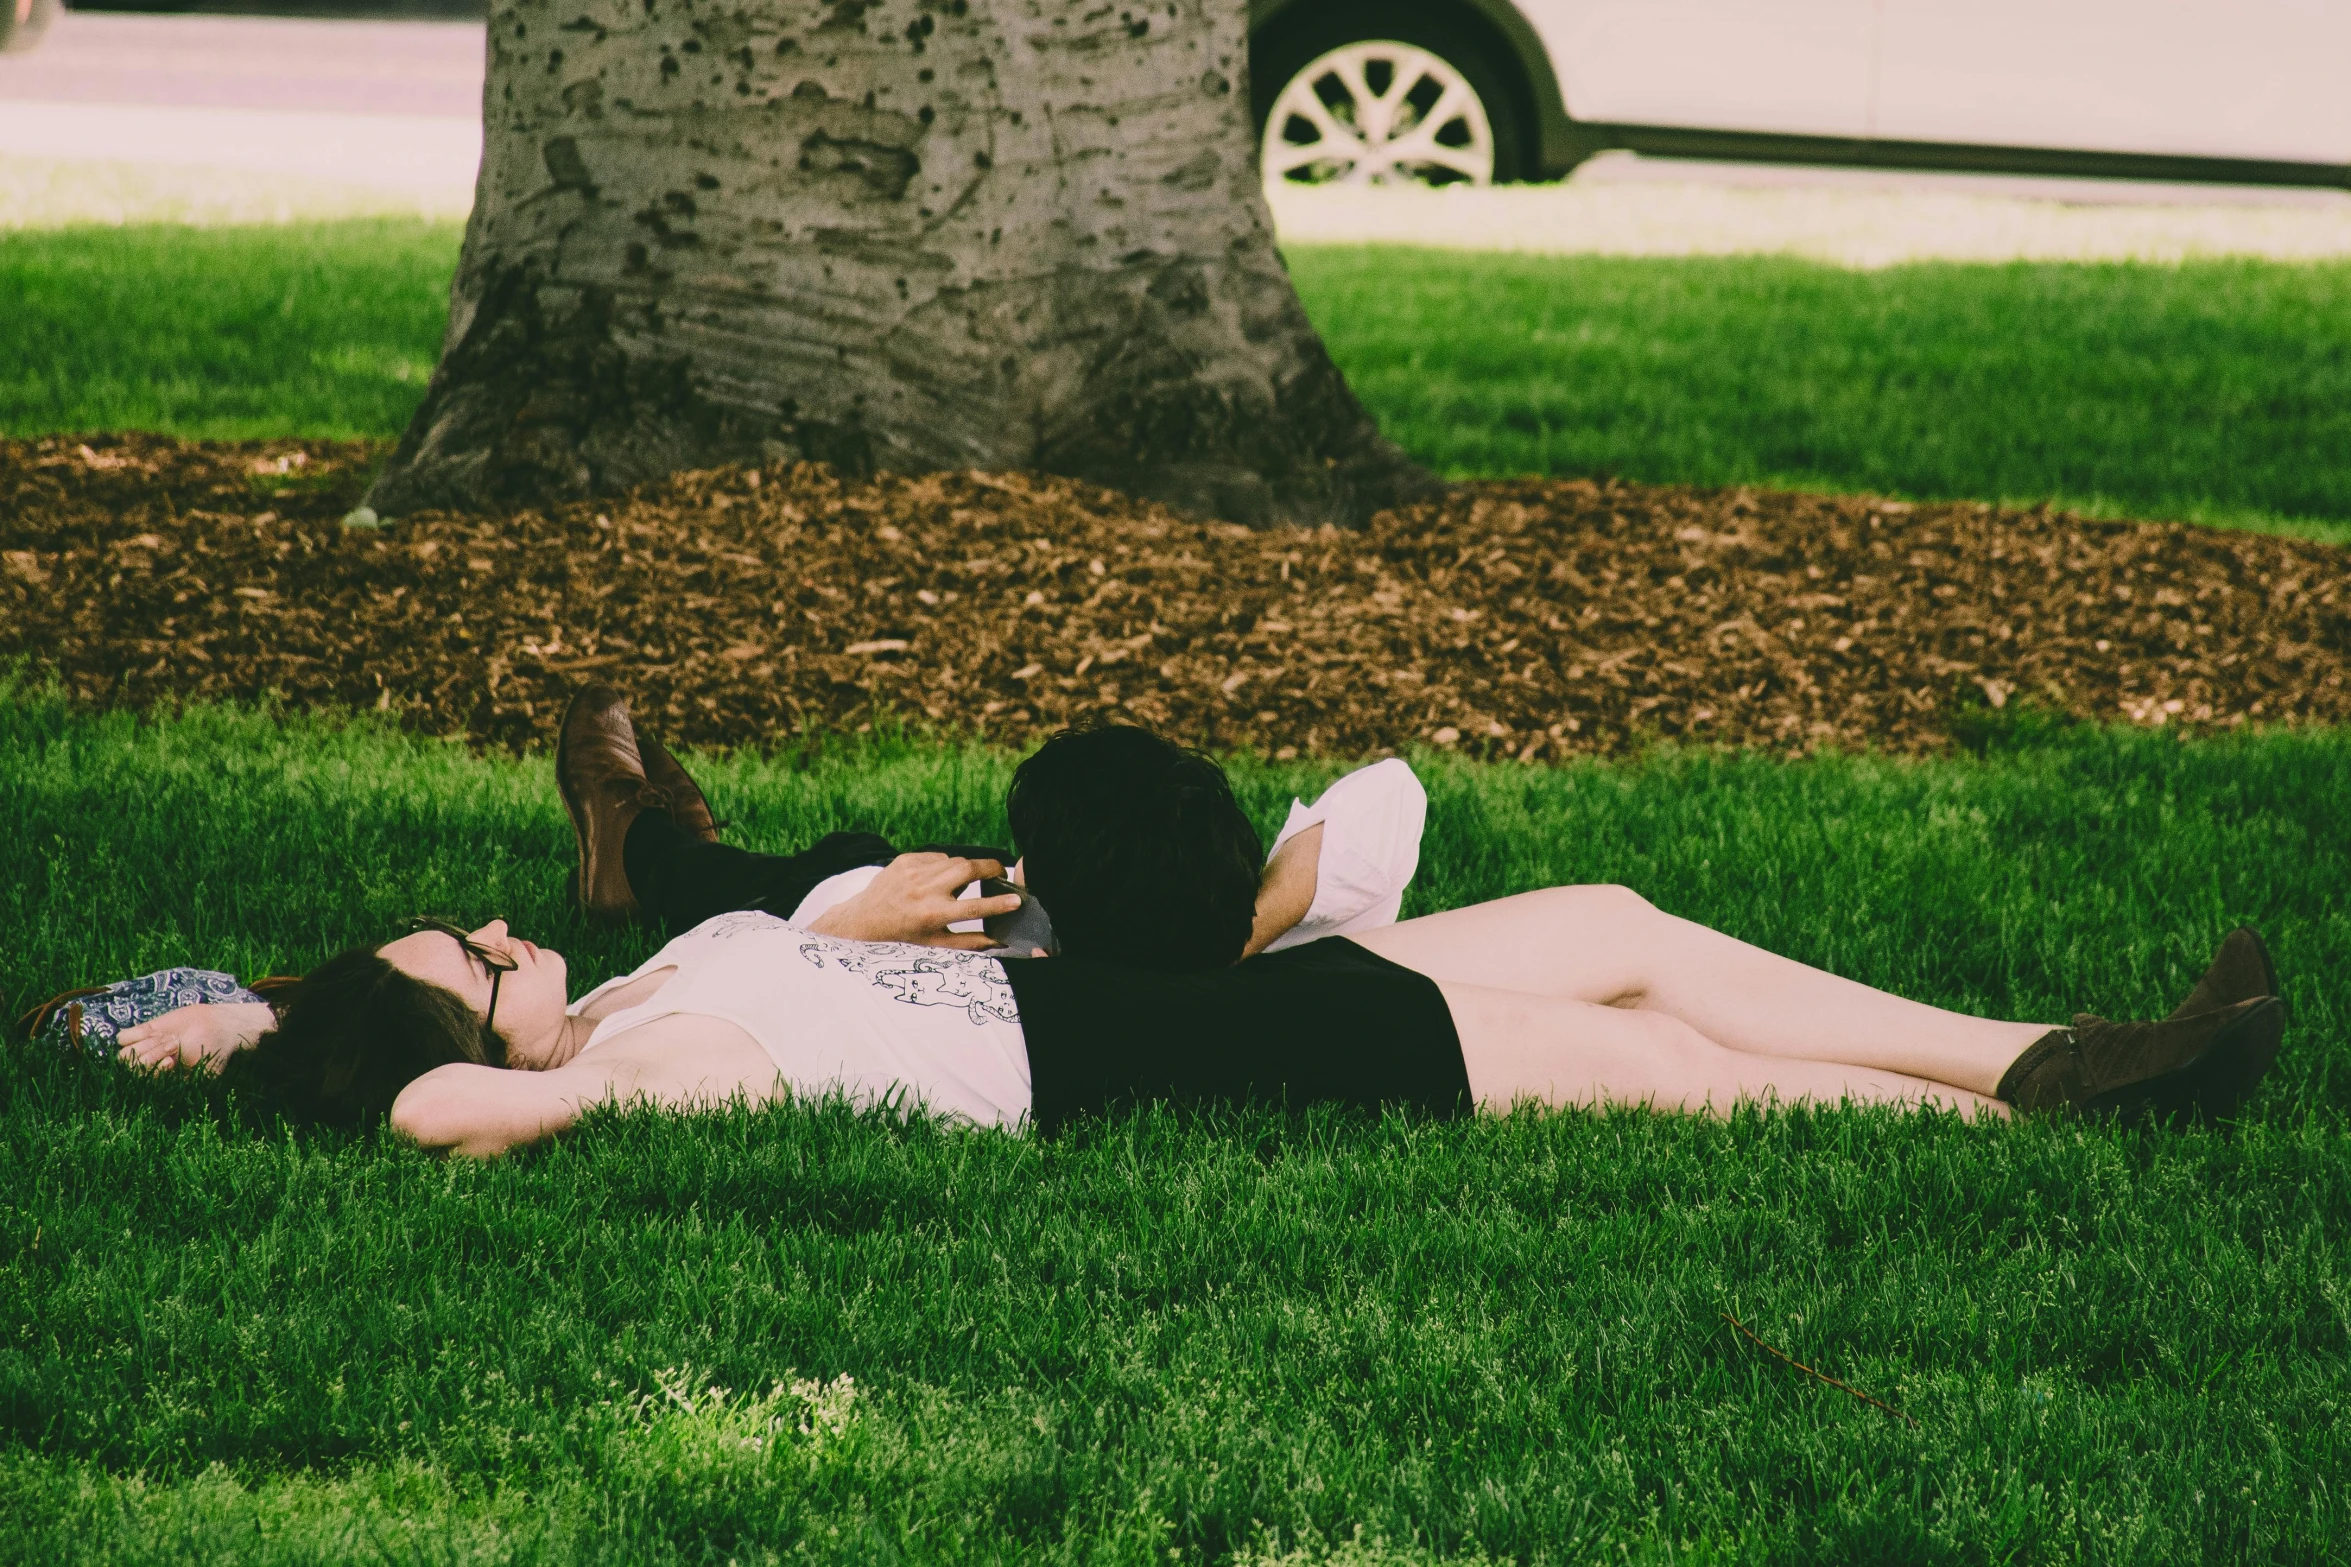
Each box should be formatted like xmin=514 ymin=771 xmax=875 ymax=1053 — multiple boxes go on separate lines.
xmin=1268 ymin=160 xmax=2351 ymax=268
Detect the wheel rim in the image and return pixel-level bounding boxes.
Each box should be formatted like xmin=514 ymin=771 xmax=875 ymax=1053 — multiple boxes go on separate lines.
xmin=1262 ymin=41 xmax=1497 ymax=188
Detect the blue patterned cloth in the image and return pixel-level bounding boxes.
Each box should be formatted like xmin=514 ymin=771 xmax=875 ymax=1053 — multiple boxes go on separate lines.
xmin=31 ymin=969 xmax=267 ymax=1060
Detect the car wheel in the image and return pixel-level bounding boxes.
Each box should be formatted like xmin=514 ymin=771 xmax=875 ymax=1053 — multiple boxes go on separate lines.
xmin=1254 ymin=15 xmax=1530 ymax=188
xmin=0 ymin=0 xmax=60 ymax=55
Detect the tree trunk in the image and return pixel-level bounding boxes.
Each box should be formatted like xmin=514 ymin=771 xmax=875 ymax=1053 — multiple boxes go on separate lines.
xmin=366 ymin=0 xmax=1436 ymax=528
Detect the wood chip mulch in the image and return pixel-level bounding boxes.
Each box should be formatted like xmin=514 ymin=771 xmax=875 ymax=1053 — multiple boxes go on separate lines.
xmin=4 ymin=433 xmax=2347 ymax=761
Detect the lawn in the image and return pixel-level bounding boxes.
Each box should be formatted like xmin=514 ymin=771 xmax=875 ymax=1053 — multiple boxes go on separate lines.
xmin=0 ymin=220 xmax=452 ymax=443
xmin=4 ymin=694 xmax=2348 ymax=1563
xmin=7 ymin=221 xmax=2351 ymax=540
xmin=1291 ymin=247 xmax=2351 ymax=545
xmin=6 ymin=206 xmax=2348 ymax=1562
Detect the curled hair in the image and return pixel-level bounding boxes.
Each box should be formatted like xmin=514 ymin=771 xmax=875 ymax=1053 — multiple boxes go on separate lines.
xmin=223 ymin=945 xmax=504 ymax=1129
xmin=1009 ymin=721 xmax=1262 ymax=972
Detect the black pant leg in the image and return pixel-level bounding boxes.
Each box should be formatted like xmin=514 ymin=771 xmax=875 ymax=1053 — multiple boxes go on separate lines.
xmin=622 ymin=809 xmax=896 ymax=932
xmin=911 ymin=842 xmax=1018 ymax=867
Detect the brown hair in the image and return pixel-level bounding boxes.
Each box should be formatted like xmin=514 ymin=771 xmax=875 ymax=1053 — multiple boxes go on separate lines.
xmin=223 ymin=945 xmax=504 ymax=1128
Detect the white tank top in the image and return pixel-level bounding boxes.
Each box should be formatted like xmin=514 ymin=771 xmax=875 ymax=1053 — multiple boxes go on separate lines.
xmin=565 ymin=911 xmax=1032 ymax=1127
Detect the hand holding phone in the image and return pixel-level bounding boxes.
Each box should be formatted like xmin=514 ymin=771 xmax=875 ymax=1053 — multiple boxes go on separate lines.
xmin=977 ymin=877 xmax=1059 ymax=957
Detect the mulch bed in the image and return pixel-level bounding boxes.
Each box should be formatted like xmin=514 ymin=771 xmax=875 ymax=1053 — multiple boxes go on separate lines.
xmin=4 ymin=433 xmax=2348 ymax=760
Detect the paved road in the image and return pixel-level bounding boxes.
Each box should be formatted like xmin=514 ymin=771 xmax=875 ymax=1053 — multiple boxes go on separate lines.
xmin=0 ymin=12 xmax=482 ymax=195
xmin=1 ymin=11 xmax=482 ymax=117
xmin=5 ymin=11 xmax=2345 ymax=245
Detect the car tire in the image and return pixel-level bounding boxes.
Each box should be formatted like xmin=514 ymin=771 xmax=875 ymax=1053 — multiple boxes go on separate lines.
xmin=0 ymin=0 xmax=61 ymax=55
xmin=1251 ymin=4 xmax=1533 ymax=186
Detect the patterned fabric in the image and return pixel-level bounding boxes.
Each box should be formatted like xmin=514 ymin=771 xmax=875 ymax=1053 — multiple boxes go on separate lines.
xmin=30 ymin=969 xmax=266 ymax=1059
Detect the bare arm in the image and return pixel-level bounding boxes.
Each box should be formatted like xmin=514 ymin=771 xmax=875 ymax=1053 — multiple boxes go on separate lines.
xmin=1243 ymin=822 xmax=1324 ymax=959
xmin=390 ymin=1013 xmax=781 ymax=1157
xmin=807 ymin=852 xmax=1022 ymax=948
xmin=1251 ymin=759 xmax=1426 ymax=957
xmin=391 ymin=1059 xmax=606 ymax=1157
xmin=116 ymin=1001 xmax=279 ymax=1074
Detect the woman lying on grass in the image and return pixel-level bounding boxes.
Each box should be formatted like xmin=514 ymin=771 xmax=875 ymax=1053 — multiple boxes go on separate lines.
xmin=115 ymin=700 xmax=2286 ymax=1154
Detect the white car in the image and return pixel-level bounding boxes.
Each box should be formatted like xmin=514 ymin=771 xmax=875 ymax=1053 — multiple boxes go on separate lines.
xmin=1251 ymin=0 xmax=2351 ymax=189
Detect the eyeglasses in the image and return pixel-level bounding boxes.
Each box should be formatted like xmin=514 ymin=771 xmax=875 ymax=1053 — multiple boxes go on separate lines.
xmin=408 ymin=918 xmax=520 ymax=1040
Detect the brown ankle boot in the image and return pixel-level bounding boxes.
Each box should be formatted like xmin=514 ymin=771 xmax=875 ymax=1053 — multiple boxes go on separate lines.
xmin=557 ymin=685 xmax=668 ymax=920
xmin=1996 ymin=995 xmax=2284 ymax=1124
xmin=639 ymin=732 xmax=719 ymax=844
xmin=2073 ymin=927 xmax=2281 ymax=1032
xmin=2166 ymin=927 xmax=2278 ymax=1020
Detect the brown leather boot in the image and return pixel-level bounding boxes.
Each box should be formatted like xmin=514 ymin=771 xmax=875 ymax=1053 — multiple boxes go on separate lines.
xmin=2073 ymin=926 xmax=2280 ymax=1031
xmin=639 ymin=732 xmax=719 ymax=844
xmin=1996 ymin=995 xmax=2284 ymax=1124
xmin=2166 ymin=926 xmax=2278 ymax=1020
xmin=557 ymin=685 xmax=668 ymax=920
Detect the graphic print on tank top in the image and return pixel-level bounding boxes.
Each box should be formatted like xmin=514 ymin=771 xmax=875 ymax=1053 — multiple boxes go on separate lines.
xmin=690 ymin=912 xmax=1018 ymax=1028
xmin=794 ymin=931 xmax=1021 ymax=1028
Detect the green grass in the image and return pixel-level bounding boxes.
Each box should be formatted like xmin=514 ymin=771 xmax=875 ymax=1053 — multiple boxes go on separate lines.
xmin=8 ymin=221 xmax=2351 ymax=539
xmin=1289 ymin=247 xmax=2351 ymax=545
xmin=4 ymin=694 xmax=2348 ymax=1562
xmin=0 ymin=220 xmax=453 ymax=442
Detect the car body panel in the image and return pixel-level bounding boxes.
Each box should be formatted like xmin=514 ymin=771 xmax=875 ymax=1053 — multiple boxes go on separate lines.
xmin=1527 ymin=0 xmax=1874 ymax=139
xmin=1250 ymin=0 xmax=2350 ymax=186
xmin=1875 ymin=0 xmax=2351 ymax=165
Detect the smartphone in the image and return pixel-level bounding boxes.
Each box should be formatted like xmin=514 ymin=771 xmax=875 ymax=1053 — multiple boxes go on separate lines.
xmin=978 ymin=877 xmax=1058 ymax=956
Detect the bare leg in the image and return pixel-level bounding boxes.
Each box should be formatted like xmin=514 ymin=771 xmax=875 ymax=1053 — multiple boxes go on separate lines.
xmin=1352 ymin=886 xmax=2048 ymax=1098
xmin=1440 ymin=983 xmax=2007 ymax=1119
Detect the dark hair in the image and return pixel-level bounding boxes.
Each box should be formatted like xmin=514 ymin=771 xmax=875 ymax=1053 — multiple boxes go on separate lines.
xmin=222 ymin=945 xmax=503 ymax=1129
xmin=1008 ymin=723 xmax=1262 ymax=971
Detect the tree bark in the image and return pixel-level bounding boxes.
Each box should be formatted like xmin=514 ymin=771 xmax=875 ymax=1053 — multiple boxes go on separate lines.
xmin=366 ymin=0 xmax=1436 ymax=528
